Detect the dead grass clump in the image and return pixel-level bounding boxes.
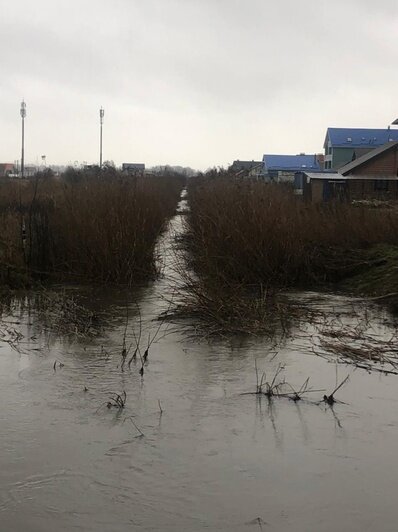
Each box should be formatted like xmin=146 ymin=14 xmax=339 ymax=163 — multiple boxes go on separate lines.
xmin=32 ymin=289 xmax=104 ymax=338
xmin=107 ymin=391 xmax=127 ymax=409
xmin=242 ymin=361 xmax=326 ymax=402
xmin=314 ymin=319 xmax=398 ymax=375
xmin=162 ymin=270 xmax=301 ymax=338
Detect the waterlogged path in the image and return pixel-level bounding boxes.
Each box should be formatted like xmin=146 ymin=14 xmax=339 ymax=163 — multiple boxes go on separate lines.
xmin=1 ymin=191 xmax=398 ymax=531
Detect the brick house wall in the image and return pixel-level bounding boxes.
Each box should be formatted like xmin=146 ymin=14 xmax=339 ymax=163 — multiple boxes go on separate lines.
xmin=348 ymin=147 xmax=398 ymax=176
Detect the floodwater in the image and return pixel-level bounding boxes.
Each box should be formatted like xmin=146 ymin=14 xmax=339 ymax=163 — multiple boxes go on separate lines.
xmin=1 ymin=191 xmax=398 ymax=531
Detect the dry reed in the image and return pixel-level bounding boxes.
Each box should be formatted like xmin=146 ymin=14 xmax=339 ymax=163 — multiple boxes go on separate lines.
xmin=187 ymin=175 xmax=398 ymax=287
xmin=0 ymin=169 xmax=184 ymax=285
xmin=175 ymin=173 xmax=398 ymax=334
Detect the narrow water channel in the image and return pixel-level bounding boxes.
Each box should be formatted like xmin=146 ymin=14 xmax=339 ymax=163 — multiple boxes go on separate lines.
xmin=1 ymin=191 xmax=398 ymax=531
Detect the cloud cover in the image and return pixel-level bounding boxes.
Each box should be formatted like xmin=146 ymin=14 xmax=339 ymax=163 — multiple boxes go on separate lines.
xmin=1 ymin=0 xmax=398 ymax=169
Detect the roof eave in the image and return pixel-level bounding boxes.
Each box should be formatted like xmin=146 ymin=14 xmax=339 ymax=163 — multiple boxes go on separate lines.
xmin=323 ymin=128 xmax=331 ymax=150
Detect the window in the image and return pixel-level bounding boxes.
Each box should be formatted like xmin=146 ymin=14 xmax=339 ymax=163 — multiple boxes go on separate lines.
xmin=374 ymin=180 xmax=389 ymax=191
xmin=328 ymin=147 xmax=332 ymax=155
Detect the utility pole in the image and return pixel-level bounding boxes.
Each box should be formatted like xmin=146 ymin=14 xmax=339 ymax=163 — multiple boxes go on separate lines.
xmin=99 ymin=107 xmax=104 ymax=169
xmin=20 ymin=100 xmax=26 ymax=178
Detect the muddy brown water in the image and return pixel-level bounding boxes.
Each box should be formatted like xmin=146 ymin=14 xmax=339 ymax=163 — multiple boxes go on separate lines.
xmin=1 ymin=192 xmax=398 ymax=531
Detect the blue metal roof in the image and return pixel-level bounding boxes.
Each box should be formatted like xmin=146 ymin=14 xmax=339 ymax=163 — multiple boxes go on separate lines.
xmin=325 ymin=128 xmax=398 ymax=148
xmin=263 ymin=154 xmax=321 ymax=172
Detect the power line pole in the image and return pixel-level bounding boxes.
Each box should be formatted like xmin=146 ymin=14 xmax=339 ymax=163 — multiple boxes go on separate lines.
xmin=99 ymin=107 xmax=104 ymax=169
xmin=20 ymin=100 xmax=26 ymax=178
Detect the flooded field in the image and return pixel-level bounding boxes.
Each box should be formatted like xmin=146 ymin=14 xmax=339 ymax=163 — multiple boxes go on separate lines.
xmin=1 ymin=193 xmax=398 ymax=531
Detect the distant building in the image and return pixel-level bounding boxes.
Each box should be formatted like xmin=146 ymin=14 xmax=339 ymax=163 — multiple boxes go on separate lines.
xmin=229 ymin=160 xmax=263 ymax=178
xmin=296 ymin=141 xmax=398 ymax=202
xmin=295 ymin=172 xmax=348 ymax=202
xmin=0 ymin=163 xmax=15 ymax=178
xmin=262 ymin=153 xmax=323 ymax=182
xmin=0 ymin=163 xmax=39 ymax=179
xmin=323 ymin=127 xmax=398 ymax=170
xmin=24 ymin=166 xmax=38 ymax=178
xmin=122 ymin=163 xmax=145 ymax=177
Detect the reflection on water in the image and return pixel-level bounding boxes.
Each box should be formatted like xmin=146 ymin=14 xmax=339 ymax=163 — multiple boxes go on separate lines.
xmin=1 ymin=192 xmax=398 ymax=531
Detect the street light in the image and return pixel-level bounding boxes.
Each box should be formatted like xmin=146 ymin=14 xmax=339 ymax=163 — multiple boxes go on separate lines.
xmin=99 ymin=107 xmax=104 ymax=169
xmin=20 ymin=100 xmax=26 ymax=178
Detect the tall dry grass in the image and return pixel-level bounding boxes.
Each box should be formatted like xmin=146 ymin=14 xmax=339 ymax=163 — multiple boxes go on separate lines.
xmin=186 ymin=175 xmax=398 ymax=289
xmin=0 ymin=168 xmax=184 ymax=285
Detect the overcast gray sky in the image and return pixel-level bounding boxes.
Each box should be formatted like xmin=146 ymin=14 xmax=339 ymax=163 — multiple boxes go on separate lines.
xmin=1 ymin=0 xmax=398 ymax=170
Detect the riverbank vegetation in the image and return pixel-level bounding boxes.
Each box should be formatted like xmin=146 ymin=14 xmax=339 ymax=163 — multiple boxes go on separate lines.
xmin=0 ymin=167 xmax=184 ymax=286
xmin=179 ymin=173 xmax=398 ymax=332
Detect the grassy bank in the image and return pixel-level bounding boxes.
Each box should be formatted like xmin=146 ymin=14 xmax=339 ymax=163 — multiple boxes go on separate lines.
xmin=180 ymin=174 xmax=398 ymax=331
xmin=339 ymin=244 xmax=398 ymax=308
xmin=0 ymin=168 xmax=184 ymax=286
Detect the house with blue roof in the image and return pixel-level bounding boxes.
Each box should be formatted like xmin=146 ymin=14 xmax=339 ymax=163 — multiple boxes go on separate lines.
xmin=296 ymin=141 xmax=398 ymax=203
xmin=324 ymin=127 xmax=398 ymax=170
xmin=262 ymin=153 xmax=323 ymax=182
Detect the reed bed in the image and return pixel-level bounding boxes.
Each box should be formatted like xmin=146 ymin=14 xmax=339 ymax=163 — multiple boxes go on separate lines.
xmin=187 ymin=174 xmax=398 ymax=288
xmin=0 ymin=168 xmax=184 ymax=285
xmin=174 ymin=173 xmax=398 ymax=335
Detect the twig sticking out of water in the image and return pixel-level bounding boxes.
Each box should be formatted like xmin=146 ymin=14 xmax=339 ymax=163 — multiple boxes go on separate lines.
xmin=323 ymin=374 xmax=349 ymax=405
xmin=252 ymin=361 xmax=285 ymax=398
xmin=126 ymin=302 xmax=143 ymax=369
xmin=265 ymin=364 xmax=285 ymax=397
xmin=128 ymin=417 xmax=145 ymax=437
xmin=126 ymin=296 xmax=172 ymax=375
xmin=283 ymin=378 xmax=310 ymax=402
xmin=246 ymin=362 xmax=325 ymax=404
xmin=142 ymin=297 xmax=173 ymax=364
xmin=107 ymin=391 xmax=127 ymax=409
xmin=277 ymin=380 xmax=325 ymax=402
xmin=120 ymin=303 xmax=129 ymax=371
xmin=121 ymin=347 xmax=127 ymax=371
xmin=158 ymin=399 xmax=163 ymax=414
xmin=255 ymin=359 xmax=263 ymax=393
xmin=127 ymin=347 xmax=138 ymax=368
